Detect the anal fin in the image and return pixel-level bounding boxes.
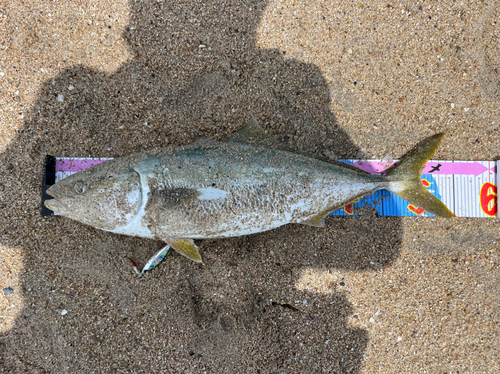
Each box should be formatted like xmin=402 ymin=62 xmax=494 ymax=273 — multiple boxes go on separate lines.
xmin=166 ymin=238 xmax=203 ymax=263
xmin=300 ymin=210 xmax=330 ymax=228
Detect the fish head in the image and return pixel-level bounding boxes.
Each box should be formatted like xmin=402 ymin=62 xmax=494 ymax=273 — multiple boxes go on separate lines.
xmin=45 ymin=159 xmax=142 ymax=231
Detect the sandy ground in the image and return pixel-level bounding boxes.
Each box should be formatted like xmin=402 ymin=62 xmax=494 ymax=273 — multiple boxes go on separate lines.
xmin=0 ymin=0 xmax=499 ymax=372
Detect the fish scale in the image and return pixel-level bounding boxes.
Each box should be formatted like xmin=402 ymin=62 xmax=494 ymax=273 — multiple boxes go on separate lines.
xmin=131 ymin=142 xmax=387 ymax=239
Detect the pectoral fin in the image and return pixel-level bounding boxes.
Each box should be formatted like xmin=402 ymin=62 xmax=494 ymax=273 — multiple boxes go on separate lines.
xmin=166 ymin=238 xmax=203 ymax=263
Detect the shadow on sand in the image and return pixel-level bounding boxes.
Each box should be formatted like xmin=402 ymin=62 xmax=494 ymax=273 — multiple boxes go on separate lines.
xmin=0 ymin=1 xmax=403 ymax=372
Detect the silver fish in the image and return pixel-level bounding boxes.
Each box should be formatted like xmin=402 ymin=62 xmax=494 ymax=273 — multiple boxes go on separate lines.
xmin=45 ymin=122 xmax=454 ymax=263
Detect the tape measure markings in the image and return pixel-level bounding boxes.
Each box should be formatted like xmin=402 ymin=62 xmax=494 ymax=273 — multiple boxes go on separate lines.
xmin=45 ymin=157 xmax=498 ymax=218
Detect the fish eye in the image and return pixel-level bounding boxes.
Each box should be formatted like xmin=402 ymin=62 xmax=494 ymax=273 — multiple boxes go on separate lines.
xmin=74 ymin=181 xmax=86 ymax=194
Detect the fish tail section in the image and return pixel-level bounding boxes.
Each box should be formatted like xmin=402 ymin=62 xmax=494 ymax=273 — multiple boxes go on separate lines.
xmin=386 ymin=133 xmax=456 ymax=218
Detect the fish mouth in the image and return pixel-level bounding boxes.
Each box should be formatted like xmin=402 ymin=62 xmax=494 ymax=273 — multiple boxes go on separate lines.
xmin=44 ymin=198 xmax=67 ymax=214
xmin=44 ymin=185 xmax=72 ymax=214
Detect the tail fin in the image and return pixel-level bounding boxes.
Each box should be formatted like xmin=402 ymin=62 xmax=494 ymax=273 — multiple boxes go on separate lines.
xmin=387 ymin=133 xmax=456 ymax=218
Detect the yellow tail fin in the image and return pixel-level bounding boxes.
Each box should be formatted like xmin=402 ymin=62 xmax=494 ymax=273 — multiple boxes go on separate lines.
xmin=387 ymin=133 xmax=456 ymax=218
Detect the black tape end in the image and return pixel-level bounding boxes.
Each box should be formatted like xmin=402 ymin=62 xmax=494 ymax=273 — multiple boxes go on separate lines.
xmin=41 ymin=155 xmax=56 ymax=216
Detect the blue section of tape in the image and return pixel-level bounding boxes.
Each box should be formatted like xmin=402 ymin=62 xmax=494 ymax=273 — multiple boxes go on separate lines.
xmin=329 ymin=170 xmax=443 ymax=217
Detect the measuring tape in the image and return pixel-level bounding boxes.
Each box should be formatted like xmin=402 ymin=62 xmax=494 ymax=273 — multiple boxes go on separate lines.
xmin=41 ymin=156 xmax=499 ymax=218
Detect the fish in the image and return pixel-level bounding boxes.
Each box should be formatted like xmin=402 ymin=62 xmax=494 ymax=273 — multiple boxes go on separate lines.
xmin=45 ymin=121 xmax=455 ymax=263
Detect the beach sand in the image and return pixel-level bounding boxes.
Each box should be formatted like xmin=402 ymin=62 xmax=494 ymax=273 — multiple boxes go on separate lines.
xmin=0 ymin=0 xmax=499 ymax=372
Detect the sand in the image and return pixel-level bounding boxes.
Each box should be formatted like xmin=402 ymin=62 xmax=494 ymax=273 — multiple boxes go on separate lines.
xmin=0 ymin=0 xmax=499 ymax=372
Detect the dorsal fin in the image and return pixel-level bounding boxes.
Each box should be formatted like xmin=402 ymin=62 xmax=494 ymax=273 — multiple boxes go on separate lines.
xmin=227 ymin=119 xmax=287 ymax=150
xmin=229 ymin=119 xmax=371 ymax=174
